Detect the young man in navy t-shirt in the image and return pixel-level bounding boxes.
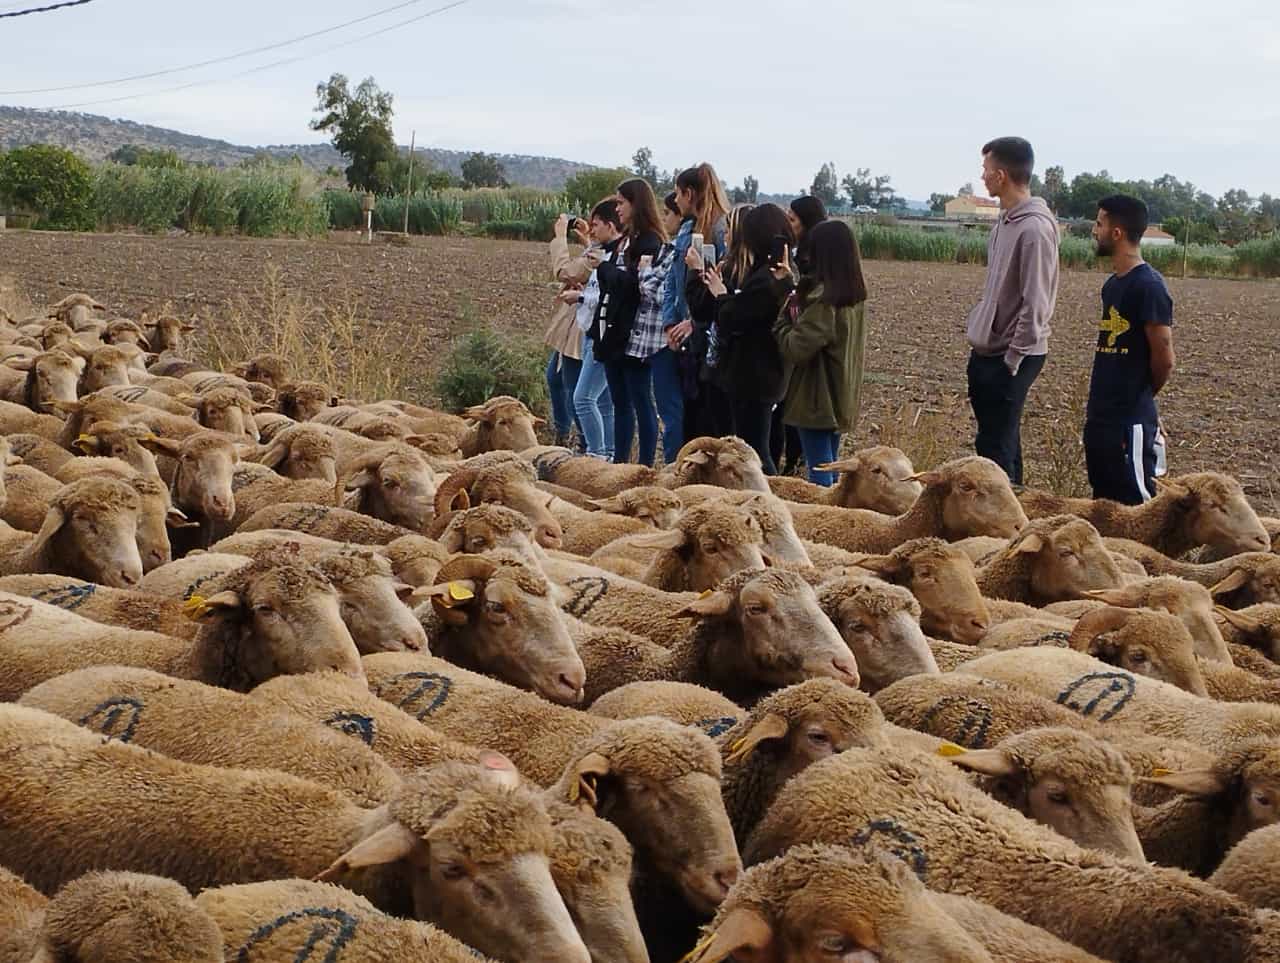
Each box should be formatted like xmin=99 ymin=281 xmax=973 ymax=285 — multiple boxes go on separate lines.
xmin=1085 ymin=195 xmax=1176 ymax=504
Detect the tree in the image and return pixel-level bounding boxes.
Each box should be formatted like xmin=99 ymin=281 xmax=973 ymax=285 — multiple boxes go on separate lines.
xmin=563 ymin=167 xmax=633 ymax=214
xmin=1215 ymin=188 xmax=1256 ymax=244
xmin=841 ymin=168 xmax=895 ymax=209
xmin=421 ymin=169 xmax=455 ymax=191
xmin=0 ymin=144 xmax=95 ymax=231
xmin=107 ymin=144 xmax=183 ymax=169
xmin=1063 ymin=170 xmax=1118 ymax=219
xmin=630 ymin=146 xmax=674 ymax=194
xmin=929 ymin=192 xmax=955 ymax=214
xmin=731 ymin=175 xmax=759 ymax=205
xmin=310 ymin=73 xmax=399 ymax=195
xmin=810 ymin=162 xmax=840 ymax=207
xmin=460 ymin=152 xmax=508 ymax=189
xmin=1041 ymin=165 xmax=1066 ymax=213
xmin=957 ymin=182 xmax=974 ymax=196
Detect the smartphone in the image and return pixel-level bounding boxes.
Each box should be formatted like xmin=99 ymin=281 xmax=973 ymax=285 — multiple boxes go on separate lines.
xmin=701 ymin=243 xmax=717 ymax=268
xmin=691 ymin=232 xmax=705 ymax=252
xmin=769 ymin=235 xmax=789 ymax=267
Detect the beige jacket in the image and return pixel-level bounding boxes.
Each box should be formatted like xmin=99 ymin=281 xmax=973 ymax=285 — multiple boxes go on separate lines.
xmin=543 ymin=236 xmax=597 ymax=361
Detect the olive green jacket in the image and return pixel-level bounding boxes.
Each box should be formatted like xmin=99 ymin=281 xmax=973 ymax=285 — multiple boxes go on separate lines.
xmin=773 ymin=288 xmax=868 ymax=432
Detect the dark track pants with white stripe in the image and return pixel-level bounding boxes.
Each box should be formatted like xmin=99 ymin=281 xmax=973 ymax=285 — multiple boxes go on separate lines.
xmin=1084 ymin=419 xmax=1158 ymax=505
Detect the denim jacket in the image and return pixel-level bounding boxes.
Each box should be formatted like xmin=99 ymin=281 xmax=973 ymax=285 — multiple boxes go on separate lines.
xmin=660 ymin=215 xmax=727 ymax=330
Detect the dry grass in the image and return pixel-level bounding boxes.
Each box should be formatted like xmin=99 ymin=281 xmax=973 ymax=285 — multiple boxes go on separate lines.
xmin=197 ymin=266 xmax=433 ymax=403
xmin=0 ymin=275 xmax=38 ymax=323
xmin=862 ymin=392 xmax=969 ymax=473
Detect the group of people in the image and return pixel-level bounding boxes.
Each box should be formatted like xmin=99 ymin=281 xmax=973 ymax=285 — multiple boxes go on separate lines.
xmin=543 ymin=163 xmax=867 ymax=486
xmin=544 ymin=139 xmax=1177 ymax=504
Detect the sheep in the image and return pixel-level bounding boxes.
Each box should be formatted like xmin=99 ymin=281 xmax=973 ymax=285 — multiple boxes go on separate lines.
xmin=0 ymin=712 xmax=593 ymax=963
xmin=77 ymin=344 xmax=134 ymax=394
xmin=957 ymin=645 xmax=1280 ymax=753
xmin=674 ymin=487 xmax=814 ymax=568
xmin=65 ymin=419 xmax=163 ymax=477
xmin=0 ymin=573 xmax=197 ymax=639
xmin=240 ymin=501 xmax=415 ymax=544
xmin=0 ymin=476 xmax=144 ymax=587
xmin=193 ymin=880 xmax=495 ymax=963
xmin=97 ymin=381 xmax=198 ymax=416
xmin=590 ymin=485 xmax=684 ymax=529
xmin=660 ymin=435 xmax=771 ymax=492
xmin=141 ymin=314 xmax=196 ymax=355
xmin=433 ymin=454 xmax=564 ymax=548
xmin=181 ymin=385 xmax=261 ymax=441
xmin=0 ymin=559 xmax=363 ymax=698
xmin=589 ymin=680 xmax=743 ymax=736
xmin=0 ymin=399 xmax=63 ymax=439
xmin=593 ymin=501 xmax=770 ymax=592
xmin=786 ymin=455 xmax=1028 ymax=554
xmin=744 ymin=743 xmax=1271 ymax=963
xmin=975 ymin=514 xmax=1123 ymax=604
xmin=1209 ymin=554 xmax=1280 ymax=608
xmin=102 ymin=316 xmax=150 ymax=347
xmin=817 ymin=574 xmax=939 ymax=692
xmin=844 ymin=536 xmax=993 ymax=644
xmin=0 ymin=348 xmax=83 ymax=412
xmin=313 ymin=548 xmax=426 ymax=654
xmin=1020 ymin=471 xmax=1271 ymax=557
xmin=1 ymin=462 xmax=62 ymax=532
xmin=275 ymin=379 xmax=335 ymax=421
xmin=47 ymin=292 xmax=105 ymax=328
xmin=528 ymin=444 xmax=658 ymax=496
xmin=337 ymin=442 xmax=440 ymax=533
xmin=415 ymin=551 xmax=586 ymax=704
xmin=229 ymin=352 xmax=291 ymax=389
xmin=225 ymin=462 xmax=340 ymax=530
xmin=682 ymin=843 xmax=1104 ymax=963
xmin=766 ymin=444 xmax=923 ymax=515
xmin=0 ymin=870 xmax=224 ymax=963
xmin=51 ymin=464 xmax=186 ymax=572
xmin=1210 ymin=824 xmax=1280 ymax=910
xmin=457 ymin=394 xmax=543 ymax=456
xmin=252 ymin=422 xmax=338 ymax=482
xmin=1066 ymin=576 xmax=1235 ymax=662
xmin=136 ymin=551 xmax=252 ymax=597
xmin=1133 ymin=740 xmax=1280 ymax=877
xmin=1217 ymin=604 xmax=1280 ymax=660
xmin=363 ymin=653 xmax=742 ymax=914
xmin=19 ymin=666 xmax=402 ymax=806
xmin=2 ymin=432 xmax=72 ymax=477
xmin=249 ymin=670 xmax=482 ymax=772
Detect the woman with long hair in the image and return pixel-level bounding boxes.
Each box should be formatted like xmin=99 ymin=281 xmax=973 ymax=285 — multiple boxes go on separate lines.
xmin=591 ymin=177 xmax=669 ymax=466
xmin=695 ymin=203 xmax=795 ymax=473
xmin=787 ymin=195 xmax=828 ymax=274
xmin=773 ymin=219 xmax=870 ymax=486
xmin=565 ymin=198 xmax=621 ymax=460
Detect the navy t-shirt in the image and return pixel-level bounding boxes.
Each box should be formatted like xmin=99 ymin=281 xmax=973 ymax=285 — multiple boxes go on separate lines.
xmin=1086 ymin=263 xmax=1173 ymax=424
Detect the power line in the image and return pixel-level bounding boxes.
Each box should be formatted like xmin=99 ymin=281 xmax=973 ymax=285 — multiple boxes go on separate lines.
xmin=0 ymin=0 xmax=453 ymax=95
xmin=0 ymin=0 xmax=94 ymax=18
xmin=35 ymin=0 xmax=471 ymax=111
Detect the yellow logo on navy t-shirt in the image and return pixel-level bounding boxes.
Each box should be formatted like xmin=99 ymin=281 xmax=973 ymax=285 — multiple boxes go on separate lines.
xmin=1097 ymin=306 xmax=1131 ymax=355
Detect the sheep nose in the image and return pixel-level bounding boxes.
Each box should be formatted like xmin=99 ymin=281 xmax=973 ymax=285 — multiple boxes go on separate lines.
xmin=537 ymin=526 xmax=563 ymax=549
xmin=339 ymin=663 xmax=367 ymax=682
xmin=401 ymin=633 xmax=424 ymax=651
xmin=971 ymin=617 xmax=990 ymax=634
xmin=713 ymin=867 xmax=739 ymax=898
xmin=118 ymin=570 xmax=139 ymax=587
xmin=830 ymin=655 xmax=861 ymax=688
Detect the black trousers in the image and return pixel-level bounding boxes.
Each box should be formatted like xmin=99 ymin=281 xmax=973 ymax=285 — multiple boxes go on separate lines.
xmin=1084 ymin=419 xmax=1158 ymax=505
xmin=966 ymin=351 xmax=1046 ymax=486
xmin=770 ymin=405 xmax=804 ymax=475
xmin=729 ymin=397 xmax=777 ymax=475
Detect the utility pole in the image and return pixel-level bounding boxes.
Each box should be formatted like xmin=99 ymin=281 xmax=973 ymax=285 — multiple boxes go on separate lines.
xmin=403 ymin=130 xmax=416 ymax=237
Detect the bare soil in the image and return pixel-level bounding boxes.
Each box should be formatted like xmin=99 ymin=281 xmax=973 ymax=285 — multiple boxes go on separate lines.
xmin=2 ymin=229 xmax=1276 ymax=510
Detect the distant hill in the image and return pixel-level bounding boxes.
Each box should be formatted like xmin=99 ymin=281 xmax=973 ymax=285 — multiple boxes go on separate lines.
xmin=0 ymin=106 xmax=598 ymax=190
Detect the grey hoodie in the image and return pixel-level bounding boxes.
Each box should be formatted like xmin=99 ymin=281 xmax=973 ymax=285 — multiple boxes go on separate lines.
xmin=965 ymin=196 xmax=1060 ymax=373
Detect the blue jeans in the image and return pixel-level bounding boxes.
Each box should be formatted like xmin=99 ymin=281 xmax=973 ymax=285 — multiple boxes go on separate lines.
xmin=796 ymin=428 xmax=842 ymax=486
xmin=650 ymin=346 xmax=684 ymax=463
xmin=572 ymin=338 xmax=614 ymax=459
xmin=605 ymin=356 xmax=658 ymax=467
xmin=546 ymin=351 xmax=582 ymax=442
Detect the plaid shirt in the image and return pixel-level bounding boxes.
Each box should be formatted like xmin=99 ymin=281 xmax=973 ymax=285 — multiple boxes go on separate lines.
xmin=625 ymin=243 xmax=677 ymax=360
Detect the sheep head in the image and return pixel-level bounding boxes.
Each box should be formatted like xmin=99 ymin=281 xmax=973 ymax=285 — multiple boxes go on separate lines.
xmin=1156 ymin=473 xmax=1270 ymax=556
xmin=73 ymin=421 xmax=162 ymax=478
xmin=1011 ymin=515 xmax=1123 ymax=603
xmin=942 ymin=727 xmax=1144 ymax=862
xmin=850 ymin=537 xmax=990 ymax=644
xmin=343 ymin=446 xmax=437 ymax=533
xmin=1216 ymin=605 xmax=1280 ymax=661
xmin=818 ymin=577 xmax=938 ymax=693
xmin=684 ymin=844 xmax=991 ymax=963
xmin=145 ymin=432 xmax=239 ymax=524
xmin=721 ymin=490 xmax=812 ymax=567
xmin=78 ymin=345 xmax=134 ymax=395
xmin=188 ymin=387 xmax=259 ymax=442
xmin=1212 ymin=557 xmax=1280 ymax=608
xmin=463 ymin=396 xmax=543 ymax=454
xmin=126 ymin=473 xmax=184 ymax=573
xmin=438 ymin=504 xmax=540 ymax=565
xmin=919 ymin=455 xmax=1028 ymax=540
xmin=187 ymin=556 xmax=364 ymax=685
xmin=312 ymin=549 xmax=425 ymax=655
xmin=434 ymin=458 xmax=563 ymax=549
xmin=39 ymin=321 xmax=74 ymax=350
xmin=635 ymin=503 xmax=770 ymax=592
xmin=416 ymin=553 xmax=585 ymax=705
xmin=590 ymin=486 xmax=683 ymax=530
xmin=1066 ymin=606 xmax=1208 ymax=696
xmin=318 ymin=757 xmax=590 ymax=963
xmin=670 ymin=436 xmax=769 ymax=492
xmin=143 ymin=315 xmax=196 ymax=355
xmin=231 ymin=353 xmax=291 ymax=390
xmin=255 ymin=425 xmax=337 ymax=484
xmin=103 ymin=319 xmax=151 ymax=350
xmin=380 ymin=534 xmax=448 ymax=589
xmin=35 ymin=476 xmax=144 ymax=588
xmin=48 ymin=293 xmax=105 ymax=328
xmin=551 ymin=718 xmax=739 ymax=917
xmin=1087 ymin=576 xmax=1232 ymax=663
xmin=275 ymin=380 xmax=334 ymax=421
xmin=4 ymin=349 xmax=83 ymax=413
xmin=821 ymin=445 xmax=923 ymax=515
xmin=678 ymin=569 xmax=861 ymax=690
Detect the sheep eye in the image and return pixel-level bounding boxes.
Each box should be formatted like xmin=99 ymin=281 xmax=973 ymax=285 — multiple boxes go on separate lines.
xmin=1130 ymin=651 xmax=1149 ymax=664
xmin=473 ymin=880 xmax=497 ymax=903
xmin=468 ymin=538 xmax=490 ymax=552
xmin=1058 ymin=549 xmax=1075 ymax=559
xmin=818 ymin=934 xmax=851 ymax=953
xmin=702 ymin=541 xmax=720 ymax=555
xmin=383 ymin=479 xmax=400 ymax=490
xmin=485 ymin=600 xmax=506 ymax=616
xmin=1253 ymin=792 xmax=1273 ymax=808
xmin=745 ymin=604 xmax=768 ymax=617
xmin=442 ymin=863 xmax=467 ymax=882
xmin=808 ymin=730 xmax=831 ymax=746
xmin=254 ymin=605 xmax=277 ymax=617
xmin=845 ymin=620 xmax=867 ymax=634
xmin=1047 ymin=789 xmax=1070 ymax=805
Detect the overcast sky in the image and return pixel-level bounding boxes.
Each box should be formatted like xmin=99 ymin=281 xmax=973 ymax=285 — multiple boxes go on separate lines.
xmin=2 ymin=0 xmax=1276 ymax=199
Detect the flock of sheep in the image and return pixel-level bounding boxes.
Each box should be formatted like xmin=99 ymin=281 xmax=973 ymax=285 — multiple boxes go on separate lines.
xmin=2 ymin=291 xmax=1280 ymax=962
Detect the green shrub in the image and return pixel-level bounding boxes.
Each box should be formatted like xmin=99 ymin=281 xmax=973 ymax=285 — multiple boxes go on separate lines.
xmin=563 ymin=167 xmax=632 ymax=214
xmin=482 ymin=219 xmax=538 ymax=240
xmin=434 ymin=325 xmax=548 ymax=415
xmin=1232 ymin=236 xmax=1280 ymax=277
xmin=0 ymin=144 xmax=95 ymax=231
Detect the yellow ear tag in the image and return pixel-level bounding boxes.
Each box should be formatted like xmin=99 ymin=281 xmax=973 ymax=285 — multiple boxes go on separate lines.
xmin=183 ymin=595 xmax=211 ymax=620
xmin=936 ymin=742 xmax=967 ymax=758
xmin=679 ymin=934 xmax=715 ymax=963
xmin=447 ymin=582 xmax=474 ymax=603
xmin=725 ymin=737 xmax=754 ymax=765
xmin=1151 ymin=768 xmax=1174 ymax=777
xmin=698 ymin=590 xmax=714 ymax=600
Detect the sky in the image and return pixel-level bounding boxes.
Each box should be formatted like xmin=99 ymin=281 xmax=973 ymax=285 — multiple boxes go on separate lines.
xmin=2 ymin=0 xmax=1277 ymax=200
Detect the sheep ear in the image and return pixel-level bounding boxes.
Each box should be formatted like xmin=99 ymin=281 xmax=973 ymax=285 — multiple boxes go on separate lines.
xmin=344 ymin=468 xmax=378 ymax=493
xmin=568 ymin=751 xmax=612 ymax=813
xmin=29 ymin=503 xmax=68 ymax=556
xmin=590 ymin=496 xmax=625 ymax=513
xmin=3 ymin=452 xmax=19 ymax=467
xmin=257 ymin=438 xmax=289 ymax=471
xmin=674 ymin=591 xmax=734 ymax=619
xmin=1210 ymin=570 xmax=1252 ymax=598
xmin=185 ymin=591 xmax=243 ymax=621
xmin=1015 ymin=533 xmax=1046 ymax=555
xmin=943 ymin=747 xmax=1020 ymax=778
xmin=683 ymin=908 xmax=773 ymax=963
xmin=531 ymin=416 xmax=546 ymax=428
xmin=631 ymin=529 xmax=687 ymax=551
xmin=848 ymin=553 xmax=902 ymax=579
xmin=166 ymin=507 xmax=198 ymax=529
xmin=1085 ymin=586 xmax=1143 ymax=607
xmin=724 ymin=713 xmax=789 ymax=764
xmin=4 ymin=357 xmax=34 ymax=371
xmin=73 ymin=433 xmax=100 ymax=454
xmin=477 ymin=749 xmax=521 ymax=790
xmin=392 ymin=582 xmax=416 ymax=602
xmin=1152 ymin=476 xmax=1192 ymax=501
xmin=906 ymin=469 xmax=945 ymax=487
xmin=139 ymin=435 xmax=182 ymax=459
xmin=815 ymin=458 xmax=861 ymax=474
xmin=681 ymin=450 xmax=713 ymax=467
xmin=1141 ymin=769 xmax=1229 ymax=797
xmin=1215 ymin=605 xmax=1264 ymax=634
xmin=315 ymin=819 xmax=422 ymax=881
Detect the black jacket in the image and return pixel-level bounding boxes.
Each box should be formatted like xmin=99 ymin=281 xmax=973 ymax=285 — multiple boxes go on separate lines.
xmin=591 ymin=230 xmax=663 ymax=364
xmin=689 ymin=265 xmax=794 ymax=402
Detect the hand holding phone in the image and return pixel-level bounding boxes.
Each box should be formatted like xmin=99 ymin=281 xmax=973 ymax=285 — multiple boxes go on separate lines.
xmin=701 ymin=243 xmax=717 ymax=268
xmin=684 ymin=247 xmax=704 ymax=272
xmin=768 ymin=234 xmax=789 ymax=268
xmin=639 ymin=254 xmax=654 ymax=271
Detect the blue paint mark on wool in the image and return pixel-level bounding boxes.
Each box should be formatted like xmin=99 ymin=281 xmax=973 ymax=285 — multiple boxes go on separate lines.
xmin=32 ymin=582 xmax=97 ymax=611
xmin=235 ymin=906 xmax=359 ymax=962
xmin=373 ymin=671 xmax=452 ymax=721
xmin=79 ymin=697 xmax=144 ymax=743
xmin=324 ymin=712 xmax=376 ymax=746
xmin=1056 ymin=671 xmax=1136 ymax=722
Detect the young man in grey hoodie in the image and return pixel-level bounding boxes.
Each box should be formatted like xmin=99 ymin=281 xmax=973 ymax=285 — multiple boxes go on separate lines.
xmin=964 ymin=136 xmax=1060 ymax=486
